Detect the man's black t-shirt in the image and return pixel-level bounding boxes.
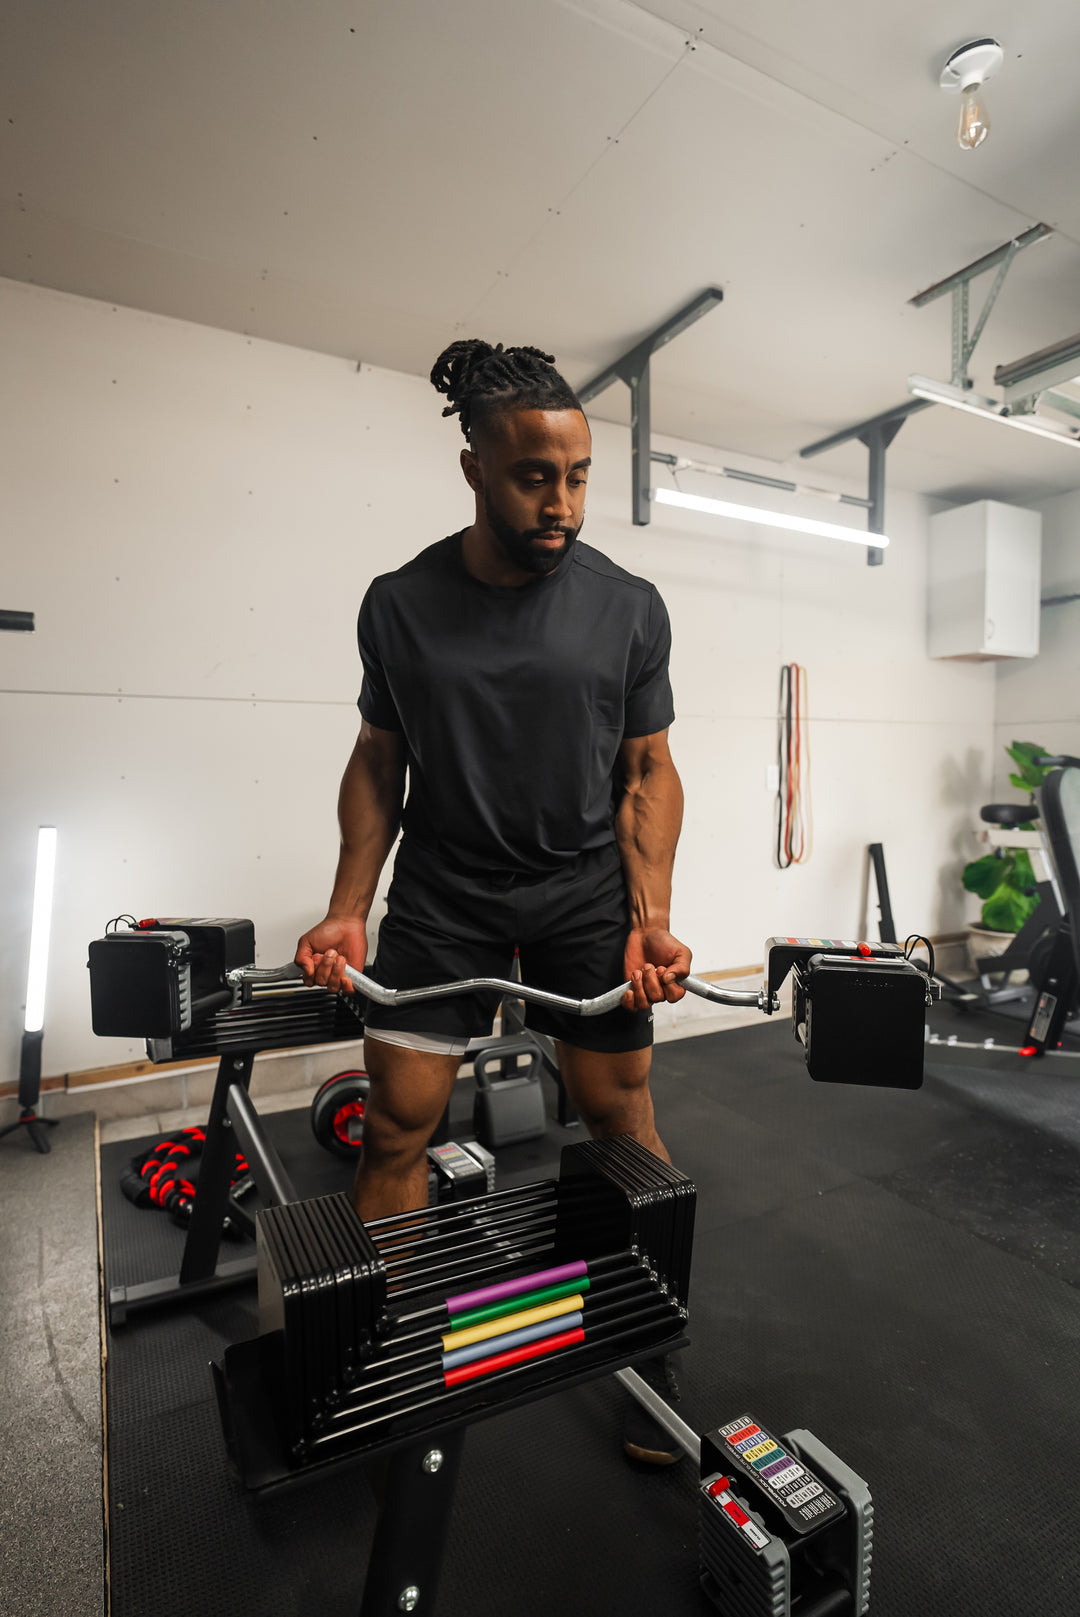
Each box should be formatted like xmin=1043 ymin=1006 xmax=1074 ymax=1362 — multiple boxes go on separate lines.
xmin=357 ymin=533 xmax=675 ymax=874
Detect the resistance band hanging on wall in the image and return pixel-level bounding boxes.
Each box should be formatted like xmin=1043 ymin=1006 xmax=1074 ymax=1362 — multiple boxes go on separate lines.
xmin=777 ymin=663 xmax=813 ymax=868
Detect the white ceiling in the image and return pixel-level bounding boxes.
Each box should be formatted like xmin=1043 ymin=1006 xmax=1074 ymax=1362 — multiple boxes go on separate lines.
xmin=4 ymin=0 xmax=1080 ymax=504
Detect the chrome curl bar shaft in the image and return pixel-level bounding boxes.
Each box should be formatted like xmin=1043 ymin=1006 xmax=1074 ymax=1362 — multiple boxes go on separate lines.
xmin=228 ymin=961 xmax=780 ymax=1016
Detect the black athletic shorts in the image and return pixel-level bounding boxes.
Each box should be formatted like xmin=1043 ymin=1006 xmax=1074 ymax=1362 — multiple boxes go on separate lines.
xmin=363 ymin=838 xmax=653 ymax=1054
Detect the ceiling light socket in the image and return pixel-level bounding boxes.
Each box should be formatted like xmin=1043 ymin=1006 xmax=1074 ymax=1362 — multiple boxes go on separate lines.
xmin=939 ymin=38 xmax=1004 ymax=92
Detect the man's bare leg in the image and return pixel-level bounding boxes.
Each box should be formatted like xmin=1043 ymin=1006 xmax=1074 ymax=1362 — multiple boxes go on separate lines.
xmin=351 ymin=1037 xmax=460 ymax=1220
xmin=553 ymin=1043 xmax=670 ymax=1164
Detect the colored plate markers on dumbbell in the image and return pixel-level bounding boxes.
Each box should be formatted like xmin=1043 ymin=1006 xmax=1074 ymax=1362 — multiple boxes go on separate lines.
xmin=444 ymin=1259 xmax=588 ymax=1316
xmin=443 ymin=1325 xmax=586 ymax=1387
xmin=448 ymin=1275 xmax=589 ymax=1331
xmin=442 ymin=1293 xmax=586 ymax=1352
xmin=440 ymin=1260 xmax=590 ymax=1387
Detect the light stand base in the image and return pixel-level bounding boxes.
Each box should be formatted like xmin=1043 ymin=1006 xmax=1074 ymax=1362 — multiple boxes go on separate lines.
xmin=0 ymin=1108 xmax=59 ymax=1154
xmin=1 ymin=1028 xmax=58 ymax=1154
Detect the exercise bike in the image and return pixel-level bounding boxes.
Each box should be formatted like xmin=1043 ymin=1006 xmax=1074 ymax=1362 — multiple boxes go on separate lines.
xmin=934 ymin=755 xmax=1080 ymax=1056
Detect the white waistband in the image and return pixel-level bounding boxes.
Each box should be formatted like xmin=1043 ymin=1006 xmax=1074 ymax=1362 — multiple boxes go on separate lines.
xmin=364 ymin=1027 xmax=470 ymax=1057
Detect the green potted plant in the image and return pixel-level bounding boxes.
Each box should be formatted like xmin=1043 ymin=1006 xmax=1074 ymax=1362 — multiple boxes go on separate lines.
xmin=962 ymin=740 xmax=1054 ymax=974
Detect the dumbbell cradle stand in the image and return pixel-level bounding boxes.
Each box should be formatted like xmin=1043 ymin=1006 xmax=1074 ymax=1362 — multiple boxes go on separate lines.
xmin=107 ymin=977 xmax=368 ymax=1324
xmin=109 ymin=1048 xmax=302 ymax=1324
xmin=217 ymin=1326 xmax=691 ymax=1616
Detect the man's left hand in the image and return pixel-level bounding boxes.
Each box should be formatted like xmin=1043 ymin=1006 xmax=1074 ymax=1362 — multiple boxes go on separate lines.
xmin=622 ymin=928 xmax=692 ymax=1010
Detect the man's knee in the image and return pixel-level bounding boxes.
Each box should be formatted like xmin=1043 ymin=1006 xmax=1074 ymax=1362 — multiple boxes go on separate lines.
xmin=555 ymin=1043 xmax=653 ymax=1127
xmin=359 ymin=1042 xmax=459 ymax=1168
xmin=359 ymin=1098 xmax=429 ymax=1166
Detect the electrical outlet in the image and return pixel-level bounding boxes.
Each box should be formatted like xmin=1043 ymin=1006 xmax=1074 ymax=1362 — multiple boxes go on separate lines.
xmin=765 ymin=764 xmax=780 ymax=792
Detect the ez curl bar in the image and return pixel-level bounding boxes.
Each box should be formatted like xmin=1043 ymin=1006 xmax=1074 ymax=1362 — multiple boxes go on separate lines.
xmin=232 ymin=929 xmax=937 ymax=1091
xmin=229 ymin=956 xmax=776 ymax=1015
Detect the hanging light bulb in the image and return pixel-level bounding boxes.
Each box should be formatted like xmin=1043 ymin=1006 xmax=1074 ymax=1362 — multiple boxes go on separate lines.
xmin=940 ymin=38 xmax=1003 ymax=151
xmin=957 ymin=82 xmax=990 ymax=150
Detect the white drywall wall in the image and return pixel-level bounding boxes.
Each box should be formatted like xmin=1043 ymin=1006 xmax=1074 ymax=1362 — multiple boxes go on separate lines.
xmin=993 ymin=487 xmax=1080 ymax=798
xmin=0 ymin=277 xmax=997 ymax=1078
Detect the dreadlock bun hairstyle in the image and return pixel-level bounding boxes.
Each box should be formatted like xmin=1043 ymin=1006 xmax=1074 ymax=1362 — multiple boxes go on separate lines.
xmin=430 ymin=338 xmax=583 ymax=444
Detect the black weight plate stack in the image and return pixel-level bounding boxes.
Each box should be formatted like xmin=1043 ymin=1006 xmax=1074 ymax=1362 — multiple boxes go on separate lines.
xmin=256 ymin=1191 xmax=387 ymax=1457
xmin=223 ymin=1140 xmax=692 ymax=1477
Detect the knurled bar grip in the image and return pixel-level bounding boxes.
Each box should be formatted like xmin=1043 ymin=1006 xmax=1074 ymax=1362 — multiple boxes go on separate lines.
xmin=231 ymin=962 xmax=776 ymax=1015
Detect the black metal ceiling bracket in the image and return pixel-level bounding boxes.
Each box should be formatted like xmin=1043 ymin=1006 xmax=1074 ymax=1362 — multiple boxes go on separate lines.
xmin=577 ymin=288 xmax=724 ymax=526
xmin=799 ymin=399 xmax=932 ymax=567
xmin=799 ymin=225 xmax=1053 ymax=568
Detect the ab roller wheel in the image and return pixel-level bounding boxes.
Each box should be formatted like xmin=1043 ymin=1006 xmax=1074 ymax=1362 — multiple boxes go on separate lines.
xmin=310 ymin=1070 xmax=370 ymax=1159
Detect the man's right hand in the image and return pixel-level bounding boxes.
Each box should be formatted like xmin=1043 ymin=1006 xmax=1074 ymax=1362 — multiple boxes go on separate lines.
xmin=295 ymin=916 xmax=369 ymax=995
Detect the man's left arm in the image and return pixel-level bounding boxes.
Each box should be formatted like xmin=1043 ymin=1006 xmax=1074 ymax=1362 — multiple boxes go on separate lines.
xmin=615 ymin=729 xmax=692 ymax=1010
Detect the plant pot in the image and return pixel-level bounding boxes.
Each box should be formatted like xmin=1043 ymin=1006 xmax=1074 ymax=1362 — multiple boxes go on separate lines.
xmin=964 ymin=923 xmax=1028 ymax=983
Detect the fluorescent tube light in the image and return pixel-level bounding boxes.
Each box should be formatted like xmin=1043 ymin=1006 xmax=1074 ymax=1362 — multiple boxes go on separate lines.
xmin=652 ymin=485 xmax=888 ymax=548
xmin=907 ymin=374 xmax=1080 ymax=447
xmin=24 ymin=826 xmax=57 ymax=1034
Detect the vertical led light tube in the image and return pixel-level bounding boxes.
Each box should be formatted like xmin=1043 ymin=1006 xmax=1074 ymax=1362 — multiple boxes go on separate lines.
xmin=24 ymin=826 xmax=57 ymax=1034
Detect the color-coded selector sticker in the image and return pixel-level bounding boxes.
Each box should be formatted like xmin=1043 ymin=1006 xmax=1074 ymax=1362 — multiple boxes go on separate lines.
xmin=724 ymin=1423 xmax=759 ymax=1447
xmin=741 ymin=1440 xmax=776 ymax=1464
xmin=785 ymin=1481 xmax=824 ymax=1509
xmin=765 ymin=1463 xmax=805 ymax=1490
xmin=750 ymin=1446 xmax=785 ymax=1470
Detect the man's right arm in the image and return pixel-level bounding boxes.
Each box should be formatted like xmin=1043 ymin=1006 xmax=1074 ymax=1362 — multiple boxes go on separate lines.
xmin=295 ymin=720 xmax=406 ymax=994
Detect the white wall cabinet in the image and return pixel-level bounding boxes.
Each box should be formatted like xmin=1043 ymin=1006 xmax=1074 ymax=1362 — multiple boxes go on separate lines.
xmin=928 ymin=500 xmax=1042 ymax=660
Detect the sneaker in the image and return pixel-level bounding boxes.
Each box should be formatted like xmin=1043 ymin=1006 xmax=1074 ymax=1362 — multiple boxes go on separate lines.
xmin=621 ymin=1354 xmax=684 ymax=1466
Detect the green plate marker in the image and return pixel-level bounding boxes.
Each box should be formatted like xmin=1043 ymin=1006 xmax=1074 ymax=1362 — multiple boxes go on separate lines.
xmin=449 ymin=1275 xmax=591 ymax=1332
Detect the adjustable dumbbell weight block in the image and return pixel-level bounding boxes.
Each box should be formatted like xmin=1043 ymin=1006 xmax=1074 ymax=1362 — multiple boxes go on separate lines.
xmin=426 ymin=1139 xmax=494 ymax=1203
xmin=699 ymin=1416 xmax=872 ymax=1617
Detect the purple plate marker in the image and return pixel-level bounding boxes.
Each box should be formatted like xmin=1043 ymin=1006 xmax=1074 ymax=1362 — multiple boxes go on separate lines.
xmin=446 ymin=1259 xmax=588 ymax=1316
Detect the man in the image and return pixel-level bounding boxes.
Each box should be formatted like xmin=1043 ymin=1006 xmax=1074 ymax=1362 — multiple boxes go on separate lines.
xmin=296 ymin=338 xmax=691 ymax=1462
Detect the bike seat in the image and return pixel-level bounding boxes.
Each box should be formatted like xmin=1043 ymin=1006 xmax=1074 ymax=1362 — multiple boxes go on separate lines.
xmin=980 ymin=802 xmax=1038 ymax=828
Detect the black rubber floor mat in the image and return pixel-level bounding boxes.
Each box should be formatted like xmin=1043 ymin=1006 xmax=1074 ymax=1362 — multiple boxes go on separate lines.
xmin=101 ymin=1029 xmax=1080 ymax=1616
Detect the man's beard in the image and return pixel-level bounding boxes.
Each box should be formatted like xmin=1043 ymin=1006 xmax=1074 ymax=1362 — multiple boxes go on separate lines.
xmin=484 ymin=494 xmax=581 ymax=577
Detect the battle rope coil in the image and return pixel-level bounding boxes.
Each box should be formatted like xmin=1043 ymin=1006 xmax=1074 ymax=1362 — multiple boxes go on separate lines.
xmin=119 ymin=1126 xmax=251 ymax=1233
